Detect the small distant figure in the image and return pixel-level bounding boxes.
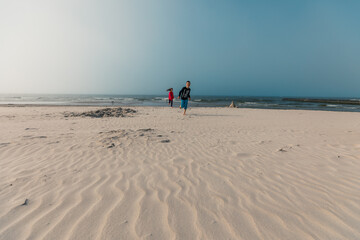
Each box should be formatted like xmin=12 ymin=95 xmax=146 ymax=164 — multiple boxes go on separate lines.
xmin=178 ymin=81 xmax=191 ymax=115
xmin=167 ymin=88 xmax=174 ymax=107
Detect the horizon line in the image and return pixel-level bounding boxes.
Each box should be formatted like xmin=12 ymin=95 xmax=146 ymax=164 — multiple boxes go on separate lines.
xmin=0 ymin=92 xmax=359 ymax=99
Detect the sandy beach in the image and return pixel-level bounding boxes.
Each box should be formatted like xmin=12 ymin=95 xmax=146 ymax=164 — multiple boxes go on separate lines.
xmin=0 ymin=106 xmax=359 ymax=240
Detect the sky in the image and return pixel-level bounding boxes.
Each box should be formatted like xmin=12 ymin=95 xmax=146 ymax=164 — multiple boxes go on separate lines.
xmin=1 ymin=0 xmax=360 ymax=97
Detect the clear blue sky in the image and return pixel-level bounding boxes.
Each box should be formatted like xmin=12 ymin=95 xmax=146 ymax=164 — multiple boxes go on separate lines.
xmin=1 ymin=0 xmax=360 ymax=97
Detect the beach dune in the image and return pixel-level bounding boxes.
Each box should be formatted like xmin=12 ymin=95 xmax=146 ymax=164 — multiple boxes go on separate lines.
xmin=0 ymin=106 xmax=359 ymax=240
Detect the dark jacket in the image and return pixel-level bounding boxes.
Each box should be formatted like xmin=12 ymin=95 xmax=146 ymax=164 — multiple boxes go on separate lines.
xmin=179 ymin=87 xmax=191 ymax=100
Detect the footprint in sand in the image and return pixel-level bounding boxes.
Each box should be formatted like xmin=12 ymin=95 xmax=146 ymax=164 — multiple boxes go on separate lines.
xmin=233 ymin=152 xmax=255 ymax=159
xmin=235 ymin=152 xmax=254 ymax=158
xmin=0 ymin=142 xmax=10 ymax=148
xmin=23 ymin=135 xmax=47 ymax=139
xmin=32 ymin=136 xmax=47 ymax=139
xmin=173 ymin=157 xmax=186 ymax=164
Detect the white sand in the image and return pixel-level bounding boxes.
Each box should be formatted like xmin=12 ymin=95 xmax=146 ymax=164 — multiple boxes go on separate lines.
xmin=0 ymin=106 xmax=359 ymax=240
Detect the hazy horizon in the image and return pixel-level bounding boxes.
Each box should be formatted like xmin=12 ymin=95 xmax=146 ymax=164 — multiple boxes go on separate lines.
xmin=1 ymin=1 xmax=360 ymax=98
xmin=1 ymin=92 xmax=360 ymax=99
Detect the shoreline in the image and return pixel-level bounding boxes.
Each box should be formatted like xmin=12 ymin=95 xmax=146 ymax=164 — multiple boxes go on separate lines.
xmin=1 ymin=103 xmax=360 ymax=114
xmin=1 ymin=95 xmax=360 ymax=113
xmin=283 ymin=97 xmax=360 ymax=105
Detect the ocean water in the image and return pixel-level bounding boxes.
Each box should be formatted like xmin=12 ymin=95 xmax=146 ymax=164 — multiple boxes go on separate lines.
xmin=0 ymin=94 xmax=360 ymax=112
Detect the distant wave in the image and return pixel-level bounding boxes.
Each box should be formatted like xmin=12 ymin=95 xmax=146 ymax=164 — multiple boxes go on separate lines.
xmin=0 ymin=94 xmax=359 ymax=112
xmin=153 ymin=97 xmax=168 ymax=101
xmin=243 ymin=102 xmax=257 ymax=105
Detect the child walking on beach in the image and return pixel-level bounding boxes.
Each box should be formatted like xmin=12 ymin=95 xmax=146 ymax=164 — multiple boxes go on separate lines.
xmin=167 ymin=88 xmax=174 ymax=107
xmin=178 ymin=81 xmax=191 ymax=115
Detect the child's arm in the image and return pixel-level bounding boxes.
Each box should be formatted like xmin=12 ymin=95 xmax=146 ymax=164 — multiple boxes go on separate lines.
xmin=178 ymin=87 xmax=184 ymax=99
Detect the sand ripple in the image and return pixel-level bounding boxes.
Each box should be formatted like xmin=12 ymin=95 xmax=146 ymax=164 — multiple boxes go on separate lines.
xmin=0 ymin=106 xmax=360 ymax=239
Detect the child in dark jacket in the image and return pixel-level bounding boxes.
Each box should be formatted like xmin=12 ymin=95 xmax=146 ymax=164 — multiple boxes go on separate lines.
xmin=178 ymin=81 xmax=191 ymax=115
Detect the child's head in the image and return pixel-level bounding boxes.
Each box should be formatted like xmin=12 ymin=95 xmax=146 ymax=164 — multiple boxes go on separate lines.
xmin=167 ymin=88 xmax=173 ymax=92
xmin=186 ymin=81 xmax=191 ymax=88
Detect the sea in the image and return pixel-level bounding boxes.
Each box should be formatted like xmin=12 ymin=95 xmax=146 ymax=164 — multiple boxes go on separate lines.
xmin=1 ymin=94 xmax=360 ymax=112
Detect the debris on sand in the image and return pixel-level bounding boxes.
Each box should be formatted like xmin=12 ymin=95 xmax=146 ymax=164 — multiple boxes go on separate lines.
xmin=64 ymin=107 xmax=137 ymax=118
xmin=229 ymin=101 xmax=237 ymax=108
xmin=138 ymin=128 xmax=154 ymax=132
xmin=22 ymin=199 xmax=29 ymax=206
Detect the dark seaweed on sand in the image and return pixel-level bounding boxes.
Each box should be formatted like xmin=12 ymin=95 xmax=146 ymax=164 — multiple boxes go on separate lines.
xmin=64 ymin=107 xmax=137 ymax=118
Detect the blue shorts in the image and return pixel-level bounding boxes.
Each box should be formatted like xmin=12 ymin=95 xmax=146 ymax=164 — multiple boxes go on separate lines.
xmin=181 ymin=99 xmax=188 ymax=109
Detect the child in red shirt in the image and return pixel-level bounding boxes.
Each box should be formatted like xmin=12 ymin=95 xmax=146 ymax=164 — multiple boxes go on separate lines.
xmin=167 ymin=88 xmax=174 ymax=107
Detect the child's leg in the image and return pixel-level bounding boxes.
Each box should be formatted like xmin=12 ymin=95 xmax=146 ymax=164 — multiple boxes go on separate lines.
xmin=183 ymin=100 xmax=188 ymax=115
